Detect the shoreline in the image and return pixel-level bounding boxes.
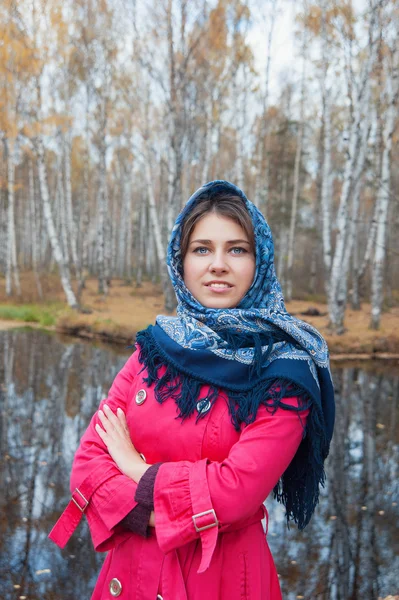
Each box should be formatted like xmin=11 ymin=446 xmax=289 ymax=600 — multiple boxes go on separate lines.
xmin=1 ymin=319 xmax=399 ymax=361
xmin=1 ymin=276 xmax=399 ymax=360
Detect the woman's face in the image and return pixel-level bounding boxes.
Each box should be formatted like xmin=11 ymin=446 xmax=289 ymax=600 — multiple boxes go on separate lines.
xmin=182 ymin=212 xmax=256 ymax=309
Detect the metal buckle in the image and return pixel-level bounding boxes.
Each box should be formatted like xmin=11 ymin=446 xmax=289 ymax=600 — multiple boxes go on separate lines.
xmin=192 ymin=509 xmax=218 ymax=532
xmin=71 ymin=488 xmax=89 ymax=512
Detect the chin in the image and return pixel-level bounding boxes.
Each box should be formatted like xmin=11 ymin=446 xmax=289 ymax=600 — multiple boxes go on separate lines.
xmin=200 ymin=298 xmax=238 ymax=309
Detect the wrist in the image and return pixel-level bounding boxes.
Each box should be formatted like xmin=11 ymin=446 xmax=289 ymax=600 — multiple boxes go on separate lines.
xmin=129 ymin=461 xmax=151 ymax=483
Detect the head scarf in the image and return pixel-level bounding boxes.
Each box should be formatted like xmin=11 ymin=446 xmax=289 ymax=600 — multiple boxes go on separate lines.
xmin=135 ymin=180 xmax=335 ymax=529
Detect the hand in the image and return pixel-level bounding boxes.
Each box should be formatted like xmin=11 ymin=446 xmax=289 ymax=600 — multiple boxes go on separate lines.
xmin=95 ymin=404 xmax=149 ymax=483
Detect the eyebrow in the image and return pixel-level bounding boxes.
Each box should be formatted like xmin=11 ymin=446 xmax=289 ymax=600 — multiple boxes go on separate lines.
xmin=189 ymin=239 xmax=251 ymax=245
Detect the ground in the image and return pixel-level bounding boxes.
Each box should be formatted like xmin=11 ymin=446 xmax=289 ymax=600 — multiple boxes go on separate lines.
xmin=1 ymin=272 xmax=399 ymax=359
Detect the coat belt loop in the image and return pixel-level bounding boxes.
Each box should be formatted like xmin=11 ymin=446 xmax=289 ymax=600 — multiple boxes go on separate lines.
xmin=48 ymin=463 xmax=116 ymax=548
xmin=189 ymin=459 xmax=219 ymax=573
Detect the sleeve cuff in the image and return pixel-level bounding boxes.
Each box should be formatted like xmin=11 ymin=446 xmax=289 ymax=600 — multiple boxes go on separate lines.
xmin=119 ymin=503 xmax=152 ymax=537
xmin=134 ymin=462 xmax=162 ymax=510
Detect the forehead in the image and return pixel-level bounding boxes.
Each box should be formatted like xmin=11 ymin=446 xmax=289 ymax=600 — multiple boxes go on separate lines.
xmin=189 ymin=213 xmax=248 ymax=240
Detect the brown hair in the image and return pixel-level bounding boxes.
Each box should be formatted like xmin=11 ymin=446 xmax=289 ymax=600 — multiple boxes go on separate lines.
xmin=180 ymin=193 xmax=255 ymax=260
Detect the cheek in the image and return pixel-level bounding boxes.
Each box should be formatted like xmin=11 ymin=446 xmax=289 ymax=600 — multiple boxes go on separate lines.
xmin=182 ymin=256 xmax=198 ymax=290
xmin=242 ymin=258 xmax=256 ymax=285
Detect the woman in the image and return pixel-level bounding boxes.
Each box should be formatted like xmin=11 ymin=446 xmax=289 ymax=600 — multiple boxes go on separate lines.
xmin=49 ymin=180 xmax=335 ymax=599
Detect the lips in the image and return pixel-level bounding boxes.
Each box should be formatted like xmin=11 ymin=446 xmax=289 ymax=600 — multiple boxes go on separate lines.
xmin=204 ymin=281 xmax=233 ymax=289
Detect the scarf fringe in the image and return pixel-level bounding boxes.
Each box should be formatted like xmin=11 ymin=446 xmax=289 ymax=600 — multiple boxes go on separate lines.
xmin=135 ymin=327 xmax=328 ymax=530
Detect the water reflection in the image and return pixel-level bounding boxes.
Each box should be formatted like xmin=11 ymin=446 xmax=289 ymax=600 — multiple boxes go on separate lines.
xmin=0 ymin=330 xmax=398 ymax=599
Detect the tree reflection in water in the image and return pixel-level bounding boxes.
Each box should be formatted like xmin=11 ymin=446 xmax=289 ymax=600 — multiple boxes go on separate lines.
xmin=0 ymin=330 xmax=398 ymax=599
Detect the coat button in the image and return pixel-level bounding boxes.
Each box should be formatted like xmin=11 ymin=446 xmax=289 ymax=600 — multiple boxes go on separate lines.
xmin=135 ymin=389 xmax=147 ymax=405
xmin=109 ymin=578 xmax=122 ymax=597
xmin=156 ymin=596 xmax=163 ymax=600
xmin=196 ymin=398 xmax=211 ymax=414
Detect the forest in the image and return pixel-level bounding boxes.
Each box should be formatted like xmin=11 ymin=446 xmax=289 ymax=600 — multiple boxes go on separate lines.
xmin=1 ymin=0 xmax=398 ymax=335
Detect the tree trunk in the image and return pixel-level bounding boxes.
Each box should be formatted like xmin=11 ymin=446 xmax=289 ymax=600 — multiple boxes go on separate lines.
xmin=35 ymin=136 xmax=78 ymax=308
xmin=144 ymin=141 xmax=176 ymax=311
xmin=328 ymin=16 xmax=377 ymax=333
xmin=254 ymin=0 xmax=277 ymax=213
xmin=370 ymin=49 xmax=399 ymax=329
xmin=64 ymin=132 xmax=80 ymax=278
xmin=136 ymin=195 xmax=146 ymax=288
xmin=97 ymin=120 xmax=108 ymax=295
xmin=28 ymin=159 xmax=43 ymax=299
xmin=56 ymin=151 xmax=69 ymax=269
xmin=77 ymin=105 xmax=91 ymax=302
xmin=336 ymin=115 xmax=370 ymax=321
xmin=5 ymin=138 xmax=21 ymax=297
xmin=286 ymin=39 xmax=306 ymax=302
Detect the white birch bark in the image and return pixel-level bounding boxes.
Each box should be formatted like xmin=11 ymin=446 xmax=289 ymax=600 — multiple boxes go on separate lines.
xmin=370 ymin=47 xmax=399 ymax=329
xmin=144 ymin=137 xmax=176 ymax=311
xmin=144 ymin=155 xmax=166 ymax=267
xmin=286 ymin=39 xmax=306 ymax=302
xmin=64 ymin=132 xmax=79 ymax=276
xmin=77 ymin=102 xmax=91 ymax=301
xmin=254 ymin=0 xmax=277 ymax=212
xmin=36 ymin=135 xmax=78 ymax=309
xmin=328 ymin=13 xmax=378 ymax=333
xmin=234 ymin=78 xmax=244 ymax=190
xmin=336 ymin=114 xmax=371 ymax=319
xmin=28 ymin=159 xmax=43 ymax=299
xmin=56 ymin=154 xmax=69 ymax=267
xmin=5 ymin=138 xmax=21 ymax=297
xmin=201 ymin=101 xmax=212 ymax=184
xmin=276 ymin=174 xmax=288 ymax=284
xmin=117 ymin=161 xmax=132 ymax=278
xmin=166 ymin=0 xmax=183 ymax=232
xmin=320 ymin=3 xmax=333 ymax=289
xmin=110 ymin=185 xmax=118 ymax=275
xmin=136 ymin=195 xmax=146 ymax=287
xmin=97 ymin=113 xmax=108 ymax=295
xmin=321 ymin=93 xmax=333 ymax=279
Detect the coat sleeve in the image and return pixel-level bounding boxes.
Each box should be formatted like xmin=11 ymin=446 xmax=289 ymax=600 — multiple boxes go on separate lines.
xmin=69 ymin=350 xmax=141 ymax=552
xmin=153 ymin=397 xmax=309 ymax=571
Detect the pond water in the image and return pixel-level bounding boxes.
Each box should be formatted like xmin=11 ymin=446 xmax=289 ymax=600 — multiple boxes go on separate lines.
xmin=0 ymin=329 xmax=398 ymax=600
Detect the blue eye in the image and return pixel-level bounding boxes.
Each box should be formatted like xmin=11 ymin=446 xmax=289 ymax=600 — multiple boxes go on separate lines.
xmin=193 ymin=247 xmax=209 ymax=254
xmin=230 ymin=247 xmax=247 ymax=255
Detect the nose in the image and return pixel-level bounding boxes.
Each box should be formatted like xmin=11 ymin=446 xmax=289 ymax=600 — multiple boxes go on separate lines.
xmin=209 ymin=250 xmax=229 ymax=273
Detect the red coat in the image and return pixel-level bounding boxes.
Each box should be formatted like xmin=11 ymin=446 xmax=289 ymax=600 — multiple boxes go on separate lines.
xmin=65 ymin=350 xmax=309 ymax=599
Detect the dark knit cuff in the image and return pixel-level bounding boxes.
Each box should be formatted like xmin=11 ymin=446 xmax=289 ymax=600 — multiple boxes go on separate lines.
xmin=119 ymin=463 xmax=162 ymax=538
xmin=134 ymin=462 xmax=162 ymax=509
xmin=119 ymin=503 xmax=152 ymax=537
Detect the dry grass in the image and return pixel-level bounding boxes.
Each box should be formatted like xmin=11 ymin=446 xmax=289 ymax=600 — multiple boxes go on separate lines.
xmin=1 ymin=272 xmax=399 ymax=356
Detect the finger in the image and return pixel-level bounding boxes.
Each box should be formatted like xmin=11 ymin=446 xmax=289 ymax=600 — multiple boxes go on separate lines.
xmin=103 ymin=404 xmax=128 ymax=437
xmin=117 ymin=408 xmax=129 ymax=434
xmin=95 ymin=423 xmax=109 ymax=444
xmin=102 ymin=404 xmax=121 ymax=428
xmin=98 ymin=409 xmax=115 ymax=435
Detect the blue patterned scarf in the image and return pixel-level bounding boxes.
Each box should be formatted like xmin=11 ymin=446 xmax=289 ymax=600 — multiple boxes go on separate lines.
xmin=135 ymin=180 xmax=335 ymax=529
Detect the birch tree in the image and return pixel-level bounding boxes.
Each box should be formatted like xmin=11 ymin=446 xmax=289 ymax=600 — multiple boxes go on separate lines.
xmin=28 ymin=157 xmax=43 ymax=298
xmin=370 ymin=27 xmax=399 ymax=329
xmin=319 ymin=1 xmax=334 ymax=292
xmin=5 ymin=138 xmax=21 ymax=297
xmin=35 ymin=134 xmax=78 ymax=309
xmin=253 ymin=0 xmax=278 ymax=213
xmin=286 ymin=31 xmax=307 ymax=302
xmin=327 ymin=2 xmax=380 ymax=333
